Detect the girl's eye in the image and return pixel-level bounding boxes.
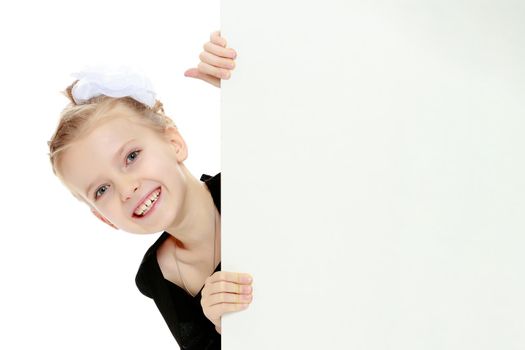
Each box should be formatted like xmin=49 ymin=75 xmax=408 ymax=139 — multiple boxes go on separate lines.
xmin=126 ymin=150 xmax=141 ymax=165
xmin=95 ymin=185 xmax=108 ymax=199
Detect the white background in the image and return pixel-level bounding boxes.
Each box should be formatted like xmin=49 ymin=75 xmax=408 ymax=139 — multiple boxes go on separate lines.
xmin=222 ymin=0 xmax=524 ymax=349
xmin=2 ymin=1 xmax=525 ymax=349
xmin=0 ymin=1 xmax=219 ymax=349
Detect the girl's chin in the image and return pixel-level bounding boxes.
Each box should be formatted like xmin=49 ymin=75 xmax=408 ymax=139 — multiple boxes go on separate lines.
xmin=123 ymin=227 xmax=164 ymax=235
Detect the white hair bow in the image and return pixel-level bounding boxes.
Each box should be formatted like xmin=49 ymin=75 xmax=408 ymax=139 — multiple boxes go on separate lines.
xmin=71 ymin=65 xmax=157 ymax=108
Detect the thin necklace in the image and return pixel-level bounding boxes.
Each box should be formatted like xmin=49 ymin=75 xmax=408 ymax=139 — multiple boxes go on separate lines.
xmin=174 ymin=209 xmax=217 ymax=297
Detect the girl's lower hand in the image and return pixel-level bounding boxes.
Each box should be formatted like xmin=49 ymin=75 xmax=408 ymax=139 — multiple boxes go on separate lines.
xmin=200 ymin=271 xmax=253 ymax=334
xmin=184 ymin=30 xmax=237 ymax=88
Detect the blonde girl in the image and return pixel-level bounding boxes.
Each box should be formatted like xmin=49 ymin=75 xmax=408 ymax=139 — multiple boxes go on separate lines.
xmin=47 ymin=30 xmax=252 ymax=349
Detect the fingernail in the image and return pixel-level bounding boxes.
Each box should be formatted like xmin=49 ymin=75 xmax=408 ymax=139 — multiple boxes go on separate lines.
xmin=242 ymin=276 xmax=252 ymax=283
xmin=242 ymin=285 xmax=252 ymax=293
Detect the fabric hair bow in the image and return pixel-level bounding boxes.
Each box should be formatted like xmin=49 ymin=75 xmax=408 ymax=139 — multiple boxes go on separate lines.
xmin=71 ymin=65 xmax=157 ymax=108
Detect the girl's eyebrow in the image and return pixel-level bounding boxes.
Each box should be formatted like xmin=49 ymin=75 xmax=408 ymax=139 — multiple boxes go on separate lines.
xmin=84 ymin=138 xmax=137 ymax=197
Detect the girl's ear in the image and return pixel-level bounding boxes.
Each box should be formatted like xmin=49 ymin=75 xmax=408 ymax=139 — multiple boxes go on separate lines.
xmin=164 ymin=126 xmax=188 ymax=162
xmin=90 ymin=208 xmax=118 ymax=230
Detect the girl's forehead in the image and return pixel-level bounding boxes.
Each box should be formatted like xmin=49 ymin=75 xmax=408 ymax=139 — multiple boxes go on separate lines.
xmin=86 ymin=115 xmax=160 ymax=144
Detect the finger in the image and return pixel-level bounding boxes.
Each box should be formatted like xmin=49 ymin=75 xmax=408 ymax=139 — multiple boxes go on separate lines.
xmin=204 ymin=280 xmax=253 ymax=296
xmin=199 ymin=51 xmax=235 ymax=70
xmin=207 ymin=292 xmax=253 ymax=307
xmin=211 ymin=30 xmax=227 ymax=47
xmin=205 ymin=302 xmax=250 ymax=320
xmin=198 ymin=61 xmax=231 ymax=80
xmin=206 ymin=271 xmax=253 ymax=285
xmin=204 ymin=42 xmax=237 ymax=59
xmin=184 ymin=68 xmax=220 ymax=87
xmin=197 ymin=74 xmax=220 ymax=88
xmin=184 ymin=68 xmax=199 ymax=78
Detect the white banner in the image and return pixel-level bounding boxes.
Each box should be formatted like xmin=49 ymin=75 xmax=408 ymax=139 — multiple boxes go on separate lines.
xmin=221 ymin=1 xmax=525 ymax=349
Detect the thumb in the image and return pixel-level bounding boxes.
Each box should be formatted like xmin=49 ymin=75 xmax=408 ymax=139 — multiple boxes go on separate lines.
xmin=184 ymin=68 xmax=200 ymax=78
xmin=184 ymin=68 xmax=220 ymax=88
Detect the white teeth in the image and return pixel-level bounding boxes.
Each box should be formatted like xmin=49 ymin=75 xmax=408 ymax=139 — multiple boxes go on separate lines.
xmin=134 ymin=189 xmax=160 ymax=216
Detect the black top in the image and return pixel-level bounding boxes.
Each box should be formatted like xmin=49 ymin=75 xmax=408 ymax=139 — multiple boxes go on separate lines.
xmin=135 ymin=173 xmax=221 ymax=349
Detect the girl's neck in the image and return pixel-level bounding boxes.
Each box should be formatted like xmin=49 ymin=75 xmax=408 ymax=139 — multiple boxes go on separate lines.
xmin=164 ymin=167 xmax=218 ymax=261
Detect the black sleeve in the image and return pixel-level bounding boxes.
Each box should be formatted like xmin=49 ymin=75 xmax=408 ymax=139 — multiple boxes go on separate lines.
xmin=135 ymin=266 xmax=153 ymax=299
xmin=135 ymin=253 xmax=221 ymax=349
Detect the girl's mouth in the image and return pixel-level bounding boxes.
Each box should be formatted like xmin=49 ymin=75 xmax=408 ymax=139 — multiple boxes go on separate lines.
xmin=132 ymin=187 xmax=161 ymax=219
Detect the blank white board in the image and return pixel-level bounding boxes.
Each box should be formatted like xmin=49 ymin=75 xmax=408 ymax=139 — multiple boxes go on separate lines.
xmin=221 ymin=1 xmax=524 ymax=349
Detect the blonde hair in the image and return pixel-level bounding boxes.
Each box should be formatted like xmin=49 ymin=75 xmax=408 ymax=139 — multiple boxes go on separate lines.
xmin=47 ymin=81 xmax=177 ymax=198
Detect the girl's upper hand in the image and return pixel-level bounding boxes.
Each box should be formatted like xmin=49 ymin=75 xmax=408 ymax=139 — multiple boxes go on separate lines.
xmin=184 ymin=30 xmax=237 ymax=88
xmin=200 ymin=271 xmax=253 ymax=334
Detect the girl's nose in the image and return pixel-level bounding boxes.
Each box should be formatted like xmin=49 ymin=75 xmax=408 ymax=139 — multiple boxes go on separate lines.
xmin=120 ymin=182 xmax=140 ymax=202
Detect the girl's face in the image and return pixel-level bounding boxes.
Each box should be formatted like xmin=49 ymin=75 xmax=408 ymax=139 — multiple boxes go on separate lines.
xmin=60 ymin=104 xmax=189 ymax=234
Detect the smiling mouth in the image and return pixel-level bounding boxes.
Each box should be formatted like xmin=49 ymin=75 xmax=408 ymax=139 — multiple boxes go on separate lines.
xmin=133 ymin=187 xmax=161 ymax=218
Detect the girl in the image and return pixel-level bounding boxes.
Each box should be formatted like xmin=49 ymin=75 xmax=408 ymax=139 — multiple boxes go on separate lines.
xmin=47 ymin=30 xmax=252 ymax=349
